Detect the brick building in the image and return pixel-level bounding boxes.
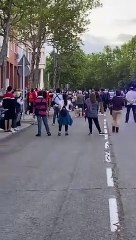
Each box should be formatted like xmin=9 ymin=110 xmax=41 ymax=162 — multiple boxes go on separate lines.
xmin=0 ymin=37 xmax=46 ymax=90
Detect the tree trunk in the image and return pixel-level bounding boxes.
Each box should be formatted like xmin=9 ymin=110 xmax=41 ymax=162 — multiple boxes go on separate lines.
xmin=53 ymin=48 xmax=58 ymax=89
xmin=33 ymin=44 xmax=41 ymax=87
xmin=0 ymin=21 xmax=10 ymax=90
xmin=29 ymin=47 xmax=36 ymax=88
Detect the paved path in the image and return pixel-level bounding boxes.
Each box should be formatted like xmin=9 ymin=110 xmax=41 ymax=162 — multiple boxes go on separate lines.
xmin=106 ymin=110 xmax=136 ymax=240
xmin=0 ymin=112 xmax=135 ymax=240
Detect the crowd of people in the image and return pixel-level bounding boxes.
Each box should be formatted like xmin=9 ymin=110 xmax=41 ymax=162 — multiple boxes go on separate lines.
xmin=0 ymin=86 xmax=23 ymax=133
xmin=0 ymin=86 xmax=136 ymax=136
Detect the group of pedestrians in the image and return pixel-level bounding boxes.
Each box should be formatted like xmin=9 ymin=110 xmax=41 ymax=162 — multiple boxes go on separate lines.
xmin=109 ymin=86 xmax=136 ymax=133
xmin=33 ymin=88 xmax=105 ymax=137
xmin=33 ymin=88 xmax=73 ymax=137
xmin=2 ymin=86 xmax=136 ymax=136
xmin=2 ymin=86 xmax=23 ymax=132
xmin=23 ymin=87 xmax=136 ymax=136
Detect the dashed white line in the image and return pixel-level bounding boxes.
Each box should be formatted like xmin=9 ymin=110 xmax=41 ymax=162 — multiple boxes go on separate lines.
xmin=105 ymin=151 xmax=111 ymax=163
xmin=109 ymin=198 xmax=119 ymax=232
xmin=104 ymin=129 xmax=108 ymax=134
xmin=105 ymin=134 xmax=108 ymax=140
xmin=106 ymin=168 xmax=114 ymax=187
xmin=105 ymin=141 xmax=109 ymax=149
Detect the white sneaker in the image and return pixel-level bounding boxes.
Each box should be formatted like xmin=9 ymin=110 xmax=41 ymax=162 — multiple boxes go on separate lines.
xmin=11 ymin=128 xmax=16 ymax=133
xmin=14 ymin=127 xmax=19 ymax=131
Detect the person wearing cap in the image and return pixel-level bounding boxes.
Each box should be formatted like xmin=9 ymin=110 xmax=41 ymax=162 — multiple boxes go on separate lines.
xmin=125 ymin=86 xmax=136 ymax=123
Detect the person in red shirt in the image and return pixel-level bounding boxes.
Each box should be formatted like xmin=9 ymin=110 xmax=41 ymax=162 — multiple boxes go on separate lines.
xmin=33 ymin=90 xmax=51 ymax=137
xmin=29 ymin=88 xmax=37 ymax=114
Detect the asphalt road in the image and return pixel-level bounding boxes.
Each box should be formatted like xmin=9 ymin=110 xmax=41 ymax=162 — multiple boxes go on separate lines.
xmin=107 ymin=110 xmax=136 ymax=240
xmin=0 ymin=113 xmax=131 ymax=240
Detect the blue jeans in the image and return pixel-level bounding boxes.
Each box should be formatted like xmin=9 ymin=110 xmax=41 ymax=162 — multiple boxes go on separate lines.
xmin=53 ymin=106 xmax=60 ymax=124
xmin=37 ymin=115 xmax=50 ymax=135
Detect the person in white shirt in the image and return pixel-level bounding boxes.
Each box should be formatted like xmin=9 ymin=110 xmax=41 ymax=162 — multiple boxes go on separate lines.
xmin=125 ymin=87 xmax=136 ymax=123
xmin=58 ymin=94 xmax=73 ymax=136
xmin=52 ymin=88 xmax=63 ymax=125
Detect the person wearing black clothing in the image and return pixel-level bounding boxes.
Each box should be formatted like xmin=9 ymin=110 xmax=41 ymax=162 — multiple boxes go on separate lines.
xmin=111 ymin=90 xmax=124 ymax=133
xmin=3 ymin=86 xmax=16 ymax=132
xmin=100 ymin=90 xmax=110 ymax=112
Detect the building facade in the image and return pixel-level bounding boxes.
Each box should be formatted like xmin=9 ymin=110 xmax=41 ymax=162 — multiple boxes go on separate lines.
xmin=0 ymin=37 xmax=18 ymax=89
xmin=0 ymin=37 xmax=46 ymax=90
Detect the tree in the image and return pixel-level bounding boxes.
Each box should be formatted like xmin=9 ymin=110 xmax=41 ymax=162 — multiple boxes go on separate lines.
xmin=45 ymin=49 xmax=88 ymax=89
xmin=0 ymin=0 xmax=32 ymax=88
xmin=48 ymin=0 xmax=102 ymax=87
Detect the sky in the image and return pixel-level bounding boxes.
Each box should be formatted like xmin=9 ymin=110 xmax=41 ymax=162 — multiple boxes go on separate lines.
xmin=82 ymin=0 xmax=136 ymax=53
xmin=46 ymin=0 xmax=136 ymax=54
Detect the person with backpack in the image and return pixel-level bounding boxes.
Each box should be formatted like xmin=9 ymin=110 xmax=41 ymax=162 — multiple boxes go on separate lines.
xmin=52 ymin=88 xmax=63 ymax=125
xmin=85 ymin=93 xmax=104 ymax=135
xmin=58 ymin=94 xmax=73 ymax=136
xmin=33 ymin=91 xmax=51 ymax=137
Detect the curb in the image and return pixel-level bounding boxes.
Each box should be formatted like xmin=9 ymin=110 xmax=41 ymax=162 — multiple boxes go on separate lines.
xmin=0 ymin=123 xmax=32 ymax=143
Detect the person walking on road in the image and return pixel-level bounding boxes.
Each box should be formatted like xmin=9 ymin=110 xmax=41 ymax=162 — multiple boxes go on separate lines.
xmin=111 ymin=90 xmax=124 ymax=133
xmin=34 ymin=91 xmax=51 ymax=137
xmin=76 ymin=90 xmax=84 ymax=116
xmin=58 ymin=94 xmax=73 ymax=136
xmin=125 ymin=86 xmax=136 ymax=123
xmin=52 ymin=88 xmax=63 ymax=125
xmin=85 ymin=93 xmax=104 ymax=135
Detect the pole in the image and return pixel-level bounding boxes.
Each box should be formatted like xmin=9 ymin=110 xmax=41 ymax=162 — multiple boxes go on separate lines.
xmin=48 ymin=72 xmax=49 ymax=89
xmin=22 ymin=55 xmax=25 ymax=120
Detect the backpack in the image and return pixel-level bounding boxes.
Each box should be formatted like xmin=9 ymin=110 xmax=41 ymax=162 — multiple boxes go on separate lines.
xmin=52 ymin=94 xmax=61 ymax=106
xmin=60 ymin=106 xmax=67 ymax=117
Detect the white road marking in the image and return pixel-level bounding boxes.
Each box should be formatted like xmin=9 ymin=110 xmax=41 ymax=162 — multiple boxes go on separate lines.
xmin=104 ymin=119 xmax=107 ymax=123
xmin=106 ymin=168 xmax=114 ymax=187
xmin=105 ymin=141 xmax=109 ymax=149
xmin=105 ymin=151 xmax=111 ymax=163
xmin=105 ymin=134 xmax=108 ymax=140
xmin=109 ymin=198 xmax=119 ymax=232
xmin=104 ymin=129 xmax=108 ymax=134
xmin=104 ymin=125 xmax=107 ymax=129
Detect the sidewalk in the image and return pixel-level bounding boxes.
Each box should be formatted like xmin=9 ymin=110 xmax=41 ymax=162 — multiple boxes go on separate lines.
xmin=0 ymin=110 xmax=54 ymax=142
xmin=0 ymin=114 xmax=34 ymax=142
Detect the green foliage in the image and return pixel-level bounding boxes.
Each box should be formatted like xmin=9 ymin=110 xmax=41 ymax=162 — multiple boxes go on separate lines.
xmin=45 ymin=36 xmax=136 ymax=90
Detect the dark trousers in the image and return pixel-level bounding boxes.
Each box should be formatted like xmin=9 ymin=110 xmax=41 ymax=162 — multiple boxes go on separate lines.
xmin=103 ymin=102 xmax=108 ymax=112
xmin=53 ymin=106 xmax=60 ymax=124
xmin=125 ymin=105 xmax=136 ymax=123
xmin=29 ymin=102 xmax=34 ymax=114
xmin=37 ymin=115 xmax=50 ymax=135
xmin=59 ymin=124 xmax=68 ymax=132
xmin=88 ymin=117 xmax=101 ymax=133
